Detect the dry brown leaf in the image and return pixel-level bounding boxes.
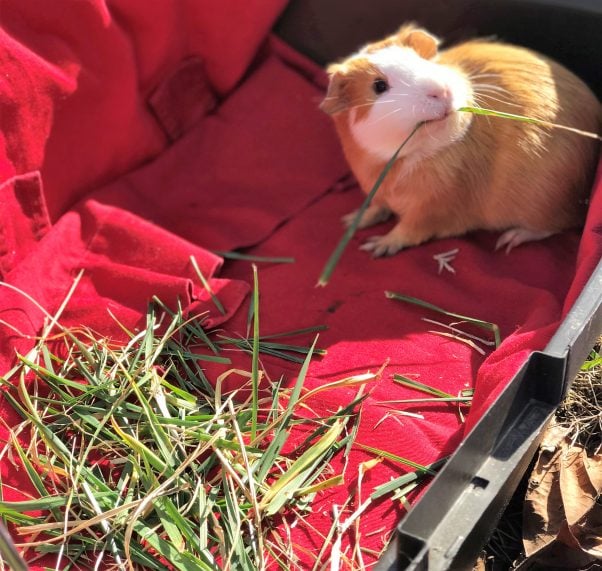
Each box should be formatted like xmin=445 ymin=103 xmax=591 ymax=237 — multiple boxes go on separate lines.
xmin=522 ymin=421 xmax=602 ymax=568
xmin=523 ymin=424 xmax=569 ymax=557
xmin=571 ymin=434 xmax=602 ymax=560
xmin=583 ymin=452 xmax=602 ymax=491
xmin=560 ymin=447 xmax=599 ymax=525
xmin=561 ymin=448 xmax=602 ymax=559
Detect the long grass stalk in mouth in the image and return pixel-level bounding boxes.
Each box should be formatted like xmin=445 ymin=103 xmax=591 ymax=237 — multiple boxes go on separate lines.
xmin=317 ymin=103 xmax=601 ymax=287
xmin=458 ymin=106 xmax=602 ymax=141
xmin=317 ymin=122 xmax=425 ymax=287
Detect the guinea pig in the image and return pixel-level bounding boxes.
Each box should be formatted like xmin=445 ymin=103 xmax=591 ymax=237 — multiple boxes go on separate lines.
xmin=320 ymin=23 xmax=601 ymax=256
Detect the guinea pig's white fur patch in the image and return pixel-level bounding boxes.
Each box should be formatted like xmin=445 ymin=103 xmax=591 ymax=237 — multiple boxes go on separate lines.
xmin=349 ymin=45 xmax=473 ymax=163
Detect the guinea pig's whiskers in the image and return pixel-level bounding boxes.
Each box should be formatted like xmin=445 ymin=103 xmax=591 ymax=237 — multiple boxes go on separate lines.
xmin=473 ymin=91 xmax=521 ymax=110
xmin=468 ymin=73 xmax=502 ymax=81
xmin=475 ymin=92 xmax=522 ymax=109
xmin=472 ymin=82 xmax=514 ymax=97
xmin=423 ymin=121 xmax=441 ymax=143
xmin=344 ymin=97 xmax=409 ymax=115
xmin=473 ymin=83 xmax=520 ymax=108
xmin=365 ymin=106 xmax=404 ymax=126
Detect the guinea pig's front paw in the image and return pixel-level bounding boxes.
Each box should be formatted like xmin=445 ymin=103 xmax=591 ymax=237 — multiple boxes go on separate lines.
xmin=359 ymin=233 xmax=405 ymax=257
xmin=342 ymin=205 xmax=391 ymax=229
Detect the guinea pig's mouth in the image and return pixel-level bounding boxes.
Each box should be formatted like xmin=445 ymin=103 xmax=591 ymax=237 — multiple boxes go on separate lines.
xmin=425 ymin=109 xmax=452 ymax=125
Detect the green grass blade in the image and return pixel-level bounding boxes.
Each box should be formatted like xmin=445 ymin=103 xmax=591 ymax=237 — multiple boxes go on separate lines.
xmin=127 ymin=375 xmax=176 ymax=467
xmin=153 ymin=498 xmax=186 ymax=555
xmin=0 ymin=494 xmax=106 ymax=512
xmin=256 ymin=336 xmax=318 ymax=483
xmin=371 ymin=457 xmax=448 ymax=500
xmin=294 ymin=474 xmax=344 ymax=497
xmin=132 ymin=519 xmax=214 ymax=571
xmin=158 ymin=497 xmax=206 ymax=559
xmin=250 ymin=265 xmax=260 ymax=441
xmin=16 ymin=357 xmax=89 ymax=393
xmin=190 ymin=255 xmax=226 ymax=316
xmin=388 ymin=397 xmax=473 ymax=404
xmin=317 ymin=122 xmax=424 ymax=286
xmin=151 ymin=296 xmax=219 ymax=355
xmin=392 ymin=374 xmax=454 ymax=398
xmin=458 ymin=106 xmax=602 ymax=141
xmin=258 ymin=325 xmax=328 ymax=340
xmin=0 ymin=521 xmax=28 ymax=571
xmin=385 ymin=291 xmax=501 ymax=347
xmin=110 ymin=417 xmax=170 ymax=475
xmin=212 ymin=251 xmax=295 ymax=264
xmin=356 ymin=443 xmax=435 ymax=474
xmin=262 ymin=418 xmax=345 ymax=516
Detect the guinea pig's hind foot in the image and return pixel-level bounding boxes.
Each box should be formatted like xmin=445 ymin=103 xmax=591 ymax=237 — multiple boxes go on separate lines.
xmin=342 ymin=205 xmax=391 ymax=229
xmin=495 ymin=228 xmax=554 ymax=254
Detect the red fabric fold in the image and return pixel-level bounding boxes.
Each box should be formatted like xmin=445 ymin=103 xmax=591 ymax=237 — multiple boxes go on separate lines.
xmin=148 ymin=57 xmax=218 ymax=142
xmin=86 ymin=52 xmax=349 ymax=251
xmin=0 ymin=172 xmax=50 ymax=276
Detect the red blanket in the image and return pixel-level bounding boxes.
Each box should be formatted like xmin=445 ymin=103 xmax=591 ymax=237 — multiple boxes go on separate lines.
xmin=1 ymin=1 xmax=600 ymax=568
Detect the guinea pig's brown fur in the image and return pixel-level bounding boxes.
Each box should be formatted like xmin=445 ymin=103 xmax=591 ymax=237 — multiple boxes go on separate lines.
xmin=322 ymin=24 xmax=601 ymax=255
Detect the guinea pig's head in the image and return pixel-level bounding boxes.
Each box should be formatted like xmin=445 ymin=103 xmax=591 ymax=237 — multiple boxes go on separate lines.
xmin=320 ymin=24 xmax=473 ymax=162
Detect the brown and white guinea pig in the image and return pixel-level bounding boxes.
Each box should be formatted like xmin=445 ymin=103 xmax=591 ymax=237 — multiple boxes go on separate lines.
xmin=320 ymin=23 xmax=601 ymax=256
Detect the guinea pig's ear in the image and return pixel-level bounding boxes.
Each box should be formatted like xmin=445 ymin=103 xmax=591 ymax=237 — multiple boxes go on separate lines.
xmin=320 ymin=66 xmax=350 ymax=115
xmin=397 ymin=24 xmax=440 ymax=59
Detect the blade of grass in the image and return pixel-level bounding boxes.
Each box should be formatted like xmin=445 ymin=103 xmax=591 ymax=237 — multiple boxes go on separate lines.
xmin=458 ymin=106 xmax=602 ymax=141
xmin=296 ymin=392 xmax=368 ymax=451
xmin=256 ymin=336 xmax=318 ymax=483
xmin=131 ymin=519 xmax=215 ymax=571
xmin=163 ymin=348 xmax=231 ymax=364
xmin=218 ymin=336 xmax=325 ymax=364
xmin=392 ymin=374 xmax=454 ymax=398
xmin=429 ymin=330 xmax=487 ymax=355
xmin=385 ymin=291 xmax=501 ymax=347
xmin=317 ymin=122 xmax=424 ymax=286
xmin=422 ymin=317 xmax=496 ymax=347
xmin=355 ymin=443 xmax=436 ymax=474
xmin=385 ymin=397 xmax=473 ymax=404
xmin=0 ymin=521 xmax=28 ymax=571
xmin=294 ymin=474 xmax=344 ymax=497
xmin=371 ymin=457 xmax=448 ymax=500
xmin=0 ymin=494 xmax=113 ymax=513
xmin=261 ymin=418 xmax=345 ymax=516
xmin=258 ymin=325 xmax=328 ymax=340
xmin=250 ymin=265 xmax=260 ymax=441
xmin=110 ymin=417 xmax=171 ymax=475
xmin=127 ymin=375 xmax=176 ymax=467
xmin=212 ymin=251 xmax=295 ymax=264
xmin=151 ymin=296 xmax=219 ymax=355
xmin=190 ymin=255 xmax=226 ymax=316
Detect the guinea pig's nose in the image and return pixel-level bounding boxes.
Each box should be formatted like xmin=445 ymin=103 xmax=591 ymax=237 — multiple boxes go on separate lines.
xmin=427 ymin=85 xmax=451 ymax=101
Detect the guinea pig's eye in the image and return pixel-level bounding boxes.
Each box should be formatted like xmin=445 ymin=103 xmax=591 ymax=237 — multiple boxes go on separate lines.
xmin=372 ymin=78 xmax=389 ymax=95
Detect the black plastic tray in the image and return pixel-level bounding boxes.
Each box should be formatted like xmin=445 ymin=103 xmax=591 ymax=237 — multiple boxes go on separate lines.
xmin=375 ymin=257 xmax=602 ymax=570
xmin=276 ymin=1 xmax=602 ymax=568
